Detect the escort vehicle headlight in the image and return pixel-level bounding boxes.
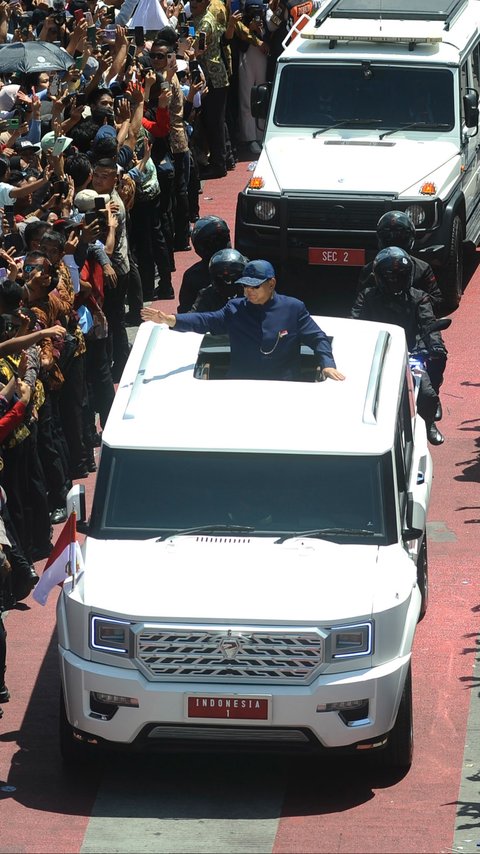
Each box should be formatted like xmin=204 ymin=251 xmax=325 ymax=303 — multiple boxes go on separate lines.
xmin=330 ymin=622 xmax=373 ymax=658
xmin=90 ymin=616 xmax=130 ymax=654
xmin=254 ymin=200 xmax=277 ymax=221
xmin=404 ymin=204 xmax=426 ymax=227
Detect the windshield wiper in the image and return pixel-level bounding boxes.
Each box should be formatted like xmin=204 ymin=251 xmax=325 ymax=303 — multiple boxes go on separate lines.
xmin=156 ymin=524 xmax=255 ymax=542
xmin=313 ymin=118 xmax=382 ymax=138
xmin=275 ymin=527 xmax=377 ymax=544
xmin=379 ymin=122 xmax=450 ymax=140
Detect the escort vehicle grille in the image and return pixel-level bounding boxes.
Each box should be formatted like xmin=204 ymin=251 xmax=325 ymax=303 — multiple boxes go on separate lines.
xmin=287 ymin=199 xmax=387 ymax=230
xmin=134 ymin=627 xmax=324 ymax=684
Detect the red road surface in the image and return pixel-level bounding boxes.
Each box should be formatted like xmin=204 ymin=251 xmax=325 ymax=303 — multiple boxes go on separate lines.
xmin=0 ymin=158 xmax=479 ymax=854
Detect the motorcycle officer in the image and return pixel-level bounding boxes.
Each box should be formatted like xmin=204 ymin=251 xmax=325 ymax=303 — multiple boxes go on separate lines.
xmin=359 ymin=211 xmax=447 ymax=422
xmin=191 ymin=249 xmax=249 ymax=312
xmin=351 ymin=247 xmax=447 ymax=446
xmin=177 ymin=216 xmax=232 ymax=313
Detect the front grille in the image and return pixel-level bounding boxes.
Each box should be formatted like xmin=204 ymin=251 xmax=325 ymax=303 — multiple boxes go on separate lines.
xmin=134 ymin=625 xmax=324 ymax=684
xmin=287 ymin=198 xmax=388 ymax=230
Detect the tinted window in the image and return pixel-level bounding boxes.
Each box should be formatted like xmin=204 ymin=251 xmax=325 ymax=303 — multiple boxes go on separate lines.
xmin=91 ymin=447 xmax=395 ymax=543
xmin=274 ymin=64 xmax=455 ymax=131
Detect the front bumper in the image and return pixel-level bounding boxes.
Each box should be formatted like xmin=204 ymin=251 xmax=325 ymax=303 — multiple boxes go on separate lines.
xmin=235 ymin=191 xmax=450 ymax=272
xmin=59 ymin=646 xmax=411 ymax=753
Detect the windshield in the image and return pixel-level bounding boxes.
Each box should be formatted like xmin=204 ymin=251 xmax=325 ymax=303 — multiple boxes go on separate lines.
xmin=90 ymin=447 xmax=395 ymax=543
xmin=274 ymin=64 xmax=455 ymax=132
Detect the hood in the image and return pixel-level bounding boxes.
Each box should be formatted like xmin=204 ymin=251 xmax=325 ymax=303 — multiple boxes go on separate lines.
xmin=78 ymin=536 xmax=393 ymax=624
xmin=260 ymin=136 xmax=460 ymax=196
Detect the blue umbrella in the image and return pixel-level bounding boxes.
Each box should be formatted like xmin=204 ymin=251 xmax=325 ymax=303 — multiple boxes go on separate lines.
xmin=0 ymin=41 xmax=74 ymax=74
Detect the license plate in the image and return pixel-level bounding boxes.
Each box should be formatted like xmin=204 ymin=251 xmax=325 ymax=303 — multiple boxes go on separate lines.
xmin=186 ymin=695 xmax=269 ymax=720
xmin=309 ymin=247 xmax=365 ymax=266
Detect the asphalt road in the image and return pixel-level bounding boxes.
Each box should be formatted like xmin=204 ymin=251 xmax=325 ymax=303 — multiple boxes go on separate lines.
xmin=0 ymin=159 xmax=479 ymax=854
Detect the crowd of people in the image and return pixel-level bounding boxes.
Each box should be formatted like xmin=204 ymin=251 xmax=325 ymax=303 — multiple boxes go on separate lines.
xmin=0 ymin=0 xmax=320 ymax=718
xmin=0 ymin=0 xmax=449 ymax=720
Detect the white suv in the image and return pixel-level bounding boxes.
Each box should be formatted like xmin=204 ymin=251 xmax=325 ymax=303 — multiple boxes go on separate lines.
xmin=235 ymin=0 xmax=480 ymax=311
xmin=58 ymin=316 xmax=432 ymax=768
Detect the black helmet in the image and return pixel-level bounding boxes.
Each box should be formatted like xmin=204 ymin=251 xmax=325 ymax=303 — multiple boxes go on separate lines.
xmin=209 ymin=249 xmax=248 ymax=295
xmin=377 ymin=211 xmax=415 ymax=252
xmin=373 ymin=247 xmax=413 ymax=296
xmin=191 ymin=216 xmax=231 ymax=261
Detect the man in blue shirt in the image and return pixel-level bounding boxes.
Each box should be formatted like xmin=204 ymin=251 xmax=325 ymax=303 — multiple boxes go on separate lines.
xmin=141 ymin=259 xmax=345 ymax=382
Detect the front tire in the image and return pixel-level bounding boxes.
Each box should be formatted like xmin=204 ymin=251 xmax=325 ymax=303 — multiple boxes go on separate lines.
xmin=373 ymin=665 xmax=413 ymax=769
xmin=439 ymin=215 xmax=464 ymax=312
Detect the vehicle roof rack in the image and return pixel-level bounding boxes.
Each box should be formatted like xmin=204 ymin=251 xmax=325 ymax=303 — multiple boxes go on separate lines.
xmin=315 ymin=0 xmax=468 ymax=30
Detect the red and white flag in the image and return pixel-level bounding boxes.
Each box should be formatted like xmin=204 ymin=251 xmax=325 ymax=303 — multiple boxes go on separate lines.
xmin=33 ymin=512 xmax=83 ymax=606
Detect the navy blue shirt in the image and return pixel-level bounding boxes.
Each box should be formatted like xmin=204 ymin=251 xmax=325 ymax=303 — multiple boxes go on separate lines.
xmin=174 ymin=292 xmax=336 ymax=380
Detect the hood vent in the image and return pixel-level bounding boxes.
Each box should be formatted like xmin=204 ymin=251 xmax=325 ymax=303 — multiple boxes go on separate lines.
xmin=324 ymin=140 xmax=395 ymax=147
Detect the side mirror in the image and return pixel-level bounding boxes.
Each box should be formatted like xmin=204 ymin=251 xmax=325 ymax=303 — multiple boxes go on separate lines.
xmin=251 ymin=83 xmax=271 ymax=120
xmin=66 ymin=484 xmax=88 ymax=532
xmin=403 ymin=491 xmax=425 ymax=541
xmin=464 ymin=88 xmax=479 ymax=129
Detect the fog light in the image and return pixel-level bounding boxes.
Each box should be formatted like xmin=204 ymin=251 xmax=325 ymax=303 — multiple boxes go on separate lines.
xmin=91 ymin=692 xmax=139 ymax=707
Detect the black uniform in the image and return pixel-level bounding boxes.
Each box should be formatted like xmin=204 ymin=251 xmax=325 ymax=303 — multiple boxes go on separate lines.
xmin=358 ymin=256 xmax=444 ymax=317
xmin=177 ymin=260 xmax=210 ymax=314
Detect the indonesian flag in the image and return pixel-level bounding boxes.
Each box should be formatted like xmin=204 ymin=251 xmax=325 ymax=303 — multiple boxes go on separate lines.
xmin=33 ymin=512 xmax=83 ymax=606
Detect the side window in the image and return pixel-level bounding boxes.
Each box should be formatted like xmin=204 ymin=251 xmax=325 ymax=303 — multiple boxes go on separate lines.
xmin=472 ymin=43 xmax=480 ymax=99
xmin=460 ymin=60 xmax=469 ymax=126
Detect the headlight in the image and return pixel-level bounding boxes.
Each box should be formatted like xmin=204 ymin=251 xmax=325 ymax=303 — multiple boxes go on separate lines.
xmin=330 ymin=622 xmax=373 ymax=659
xmin=254 ymin=200 xmax=277 ymax=221
xmin=405 ymin=204 xmax=426 ymax=227
xmin=91 ymin=616 xmax=131 ymax=654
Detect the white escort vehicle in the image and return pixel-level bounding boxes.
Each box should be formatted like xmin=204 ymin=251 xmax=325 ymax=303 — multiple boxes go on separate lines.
xmin=235 ymin=0 xmax=480 ymax=310
xmin=58 ymin=316 xmax=432 ymax=768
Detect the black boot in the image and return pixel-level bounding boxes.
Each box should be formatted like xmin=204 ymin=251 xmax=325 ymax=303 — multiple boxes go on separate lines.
xmin=427 ymin=422 xmax=444 ymax=445
xmin=434 ymin=400 xmax=443 ymax=421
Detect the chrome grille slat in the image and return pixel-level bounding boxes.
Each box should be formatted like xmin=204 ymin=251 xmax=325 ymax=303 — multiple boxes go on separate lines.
xmin=134 ymin=626 xmax=324 ymax=684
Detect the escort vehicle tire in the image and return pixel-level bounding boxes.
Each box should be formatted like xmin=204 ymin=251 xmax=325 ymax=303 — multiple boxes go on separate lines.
xmin=417 ymin=533 xmax=429 ymax=621
xmin=374 ymin=665 xmax=413 ymax=769
xmin=439 ymin=216 xmax=464 ymax=312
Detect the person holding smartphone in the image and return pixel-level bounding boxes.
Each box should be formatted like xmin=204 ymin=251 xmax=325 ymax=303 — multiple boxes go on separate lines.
xmin=189 ymin=0 xmax=229 ymax=178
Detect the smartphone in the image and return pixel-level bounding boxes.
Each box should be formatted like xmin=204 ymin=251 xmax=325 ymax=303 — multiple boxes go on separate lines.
xmin=94 ymin=198 xmax=108 ymax=226
xmin=0 ymin=268 xmax=7 ymax=280
xmin=5 ymin=118 xmax=19 ymax=130
xmin=104 ymin=5 xmax=115 ymax=23
xmin=53 ymin=179 xmax=69 ymax=197
xmin=128 ymin=43 xmax=136 ymax=58
xmin=178 ymin=10 xmax=187 ymax=23
xmin=230 ymin=0 xmax=240 ymax=10
xmin=198 ymin=30 xmax=206 ymax=50
xmin=51 ymin=135 xmax=72 ymax=156
xmin=75 ymin=54 xmax=83 ymax=70
xmin=3 ymin=234 xmax=23 ymax=253
xmin=84 ymin=211 xmax=99 ymax=227
xmin=102 ymin=29 xmax=116 ymax=41
xmin=134 ymin=25 xmax=144 ymax=46
xmin=87 ymin=24 xmax=96 ymax=46
xmin=188 ymin=24 xmax=195 ymax=36
xmin=85 ymin=10 xmax=94 ymax=26
xmin=74 ymin=9 xmax=84 ymax=22
xmin=189 ymin=59 xmax=201 ymax=84
xmin=179 ymin=23 xmax=189 ymax=37
xmin=74 ymin=91 xmax=87 ymax=108
xmin=49 ymin=72 xmax=60 ymax=97
xmin=4 ymin=206 xmax=14 ymax=228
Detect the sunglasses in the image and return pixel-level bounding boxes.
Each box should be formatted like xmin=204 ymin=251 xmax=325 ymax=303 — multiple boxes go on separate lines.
xmin=149 ymin=52 xmax=174 ymax=59
xmin=24 ymin=263 xmax=50 ymax=274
